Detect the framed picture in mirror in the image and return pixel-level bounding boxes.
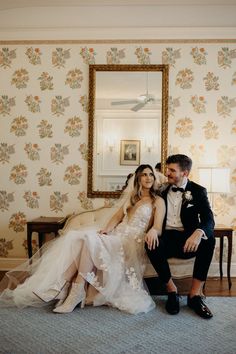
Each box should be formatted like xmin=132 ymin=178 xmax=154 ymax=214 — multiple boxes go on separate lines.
xmin=120 ymin=140 xmax=140 ymax=166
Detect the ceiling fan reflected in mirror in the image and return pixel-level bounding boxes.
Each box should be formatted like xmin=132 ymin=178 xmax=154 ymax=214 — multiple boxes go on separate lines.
xmin=111 ymin=72 xmax=157 ymax=111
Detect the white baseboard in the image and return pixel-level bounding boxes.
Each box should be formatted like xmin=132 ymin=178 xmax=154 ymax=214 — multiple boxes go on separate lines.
xmin=1 ymin=258 xmax=236 ymax=277
xmin=0 ymin=257 xmax=28 ymax=270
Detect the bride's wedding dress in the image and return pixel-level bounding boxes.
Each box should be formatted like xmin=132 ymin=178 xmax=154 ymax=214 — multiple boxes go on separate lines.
xmin=0 ymin=203 xmax=156 ymax=314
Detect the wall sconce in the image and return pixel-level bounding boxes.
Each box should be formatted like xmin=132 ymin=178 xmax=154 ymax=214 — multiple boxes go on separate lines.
xmin=198 ymin=166 xmax=230 ymax=213
xmin=106 ymin=139 xmax=115 ymax=152
xmin=145 ymin=138 xmax=154 ymax=153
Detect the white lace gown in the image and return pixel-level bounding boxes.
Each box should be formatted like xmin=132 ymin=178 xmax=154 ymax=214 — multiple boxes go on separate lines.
xmin=0 ymin=204 xmax=155 ymax=314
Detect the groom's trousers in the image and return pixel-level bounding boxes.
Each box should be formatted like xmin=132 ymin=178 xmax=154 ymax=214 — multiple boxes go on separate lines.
xmin=145 ymin=230 xmax=216 ymax=283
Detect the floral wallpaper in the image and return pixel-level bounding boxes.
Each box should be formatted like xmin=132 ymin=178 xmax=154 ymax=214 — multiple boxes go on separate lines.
xmin=0 ymin=42 xmax=235 ymax=271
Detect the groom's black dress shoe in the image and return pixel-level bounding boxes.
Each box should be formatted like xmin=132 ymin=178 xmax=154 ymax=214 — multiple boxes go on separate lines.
xmin=165 ymin=292 xmax=180 ymax=315
xmin=187 ymin=295 xmax=213 ymax=319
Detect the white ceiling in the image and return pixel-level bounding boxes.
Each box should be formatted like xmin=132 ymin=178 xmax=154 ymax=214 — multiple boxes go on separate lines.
xmin=1 ymin=0 xmax=236 ymax=10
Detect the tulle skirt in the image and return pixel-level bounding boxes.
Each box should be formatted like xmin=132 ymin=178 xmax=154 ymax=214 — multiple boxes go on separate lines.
xmin=0 ymin=225 xmax=155 ymax=314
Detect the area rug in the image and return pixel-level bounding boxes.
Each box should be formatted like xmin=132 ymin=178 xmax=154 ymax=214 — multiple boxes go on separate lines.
xmin=0 ymin=296 xmax=235 ymax=354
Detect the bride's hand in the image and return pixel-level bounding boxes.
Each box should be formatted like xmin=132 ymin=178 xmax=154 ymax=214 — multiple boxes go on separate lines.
xmin=145 ymin=228 xmax=159 ymax=250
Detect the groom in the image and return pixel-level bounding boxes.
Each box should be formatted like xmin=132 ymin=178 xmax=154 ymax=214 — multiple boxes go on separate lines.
xmin=146 ymin=154 xmax=215 ymax=319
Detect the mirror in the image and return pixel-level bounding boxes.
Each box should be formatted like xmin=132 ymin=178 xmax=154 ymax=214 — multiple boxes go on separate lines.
xmin=88 ymin=64 xmax=169 ymax=198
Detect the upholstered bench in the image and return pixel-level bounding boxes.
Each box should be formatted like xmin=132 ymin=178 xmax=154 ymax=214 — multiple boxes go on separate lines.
xmin=59 ymin=206 xmax=195 ymax=280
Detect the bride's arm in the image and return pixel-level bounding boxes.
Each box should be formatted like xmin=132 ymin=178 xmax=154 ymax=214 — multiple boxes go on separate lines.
xmin=145 ymin=196 xmax=166 ymax=250
xmin=152 ymin=196 xmax=166 ymax=235
xmin=99 ymin=207 xmax=125 ymax=234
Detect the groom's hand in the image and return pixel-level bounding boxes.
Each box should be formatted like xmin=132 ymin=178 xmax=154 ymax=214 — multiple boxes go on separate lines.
xmin=183 ymin=230 xmax=202 ymax=253
xmin=145 ymin=228 xmax=159 ymax=250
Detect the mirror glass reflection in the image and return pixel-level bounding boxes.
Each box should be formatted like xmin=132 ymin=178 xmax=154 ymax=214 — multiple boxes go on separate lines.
xmin=88 ymin=65 xmax=169 ymax=198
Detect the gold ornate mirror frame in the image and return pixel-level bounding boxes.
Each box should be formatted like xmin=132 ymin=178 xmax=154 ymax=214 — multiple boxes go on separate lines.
xmin=87 ymin=64 xmax=169 ymax=198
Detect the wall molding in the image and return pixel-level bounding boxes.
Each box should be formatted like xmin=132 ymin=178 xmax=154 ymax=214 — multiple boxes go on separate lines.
xmin=0 ymin=27 xmax=236 ymax=41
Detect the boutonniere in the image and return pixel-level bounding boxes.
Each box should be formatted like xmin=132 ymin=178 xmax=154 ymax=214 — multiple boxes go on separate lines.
xmin=182 ymin=190 xmax=193 ymax=203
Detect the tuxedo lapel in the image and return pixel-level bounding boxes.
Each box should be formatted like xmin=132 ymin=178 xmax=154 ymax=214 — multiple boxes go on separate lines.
xmin=180 ymin=180 xmax=192 ymax=216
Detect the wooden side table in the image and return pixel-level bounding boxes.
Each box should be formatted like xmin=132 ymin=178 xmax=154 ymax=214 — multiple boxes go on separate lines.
xmin=27 ymin=217 xmax=67 ymax=258
xmin=214 ymin=226 xmax=234 ymax=290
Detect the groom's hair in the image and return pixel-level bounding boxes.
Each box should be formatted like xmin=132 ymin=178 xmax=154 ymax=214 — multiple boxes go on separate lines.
xmin=166 ymin=154 xmax=192 ymax=171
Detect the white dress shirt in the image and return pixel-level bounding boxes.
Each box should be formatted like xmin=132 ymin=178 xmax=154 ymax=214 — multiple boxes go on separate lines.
xmin=166 ymin=178 xmax=188 ymax=231
xmin=166 ymin=177 xmax=207 ymax=238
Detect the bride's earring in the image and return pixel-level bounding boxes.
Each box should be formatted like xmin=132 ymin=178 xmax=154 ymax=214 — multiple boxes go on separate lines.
xmin=53 ymin=282 xmax=86 ymax=313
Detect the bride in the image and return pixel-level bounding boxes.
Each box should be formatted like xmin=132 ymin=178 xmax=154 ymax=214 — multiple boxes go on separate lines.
xmin=0 ymin=164 xmax=165 ymax=314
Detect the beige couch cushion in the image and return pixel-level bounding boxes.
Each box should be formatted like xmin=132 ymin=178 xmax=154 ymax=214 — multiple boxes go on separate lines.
xmin=60 ymin=207 xmax=195 ymax=279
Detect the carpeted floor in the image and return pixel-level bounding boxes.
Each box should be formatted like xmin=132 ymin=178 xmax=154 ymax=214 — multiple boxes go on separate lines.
xmin=0 ymin=296 xmax=236 ymax=354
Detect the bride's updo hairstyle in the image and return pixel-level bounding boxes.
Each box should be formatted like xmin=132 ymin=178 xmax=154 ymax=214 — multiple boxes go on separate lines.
xmin=130 ymin=164 xmax=157 ymax=206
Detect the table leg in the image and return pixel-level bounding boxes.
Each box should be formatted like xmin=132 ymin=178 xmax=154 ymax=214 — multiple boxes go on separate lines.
xmin=27 ymin=227 xmax=33 ymax=258
xmin=219 ymin=236 xmax=224 ymax=280
xmin=227 ymin=234 xmax=233 ymax=290
xmin=38 ymin=233 xmax=44 ymax=249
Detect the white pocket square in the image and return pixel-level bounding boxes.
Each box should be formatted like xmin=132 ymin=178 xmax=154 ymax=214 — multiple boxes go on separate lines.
xmin=187 ymin=204 xmax=194 ymax=208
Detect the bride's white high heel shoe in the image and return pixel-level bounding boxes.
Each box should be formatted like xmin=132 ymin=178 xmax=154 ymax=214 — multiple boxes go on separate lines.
xmin=53 ymin=282 xmax=86 ymax=313
xmin=33 ymin=281 xmax=70 ymax=303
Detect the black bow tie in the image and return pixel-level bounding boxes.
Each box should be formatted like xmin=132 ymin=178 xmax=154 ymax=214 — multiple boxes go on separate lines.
xmin=172 ymin=186 xmax=184 ymax=193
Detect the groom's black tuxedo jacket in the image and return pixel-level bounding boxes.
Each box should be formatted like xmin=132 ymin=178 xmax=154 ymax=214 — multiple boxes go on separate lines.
xmin=161 ymin=180 xmax=215 ymax=239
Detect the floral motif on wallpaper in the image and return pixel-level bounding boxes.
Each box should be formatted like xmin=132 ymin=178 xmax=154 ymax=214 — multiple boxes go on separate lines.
xmin=25 ymin=47 xmax=42 ymax=65
xmin=162 ymin=48 xmax=181 ymax=67
xmin=106 ymin=48 xmax=125 ymax=64
xmin=168 ymin=96 xmax=180 ymax=116
xmin=190 ymin=95 xmax=206 ymax=113
xmin=65 ymin=68 xmax=83 ymax=89
xmin=11 ymin=69 xmax=29 ymax=89
xmin=0 ymin=191 xmax=14 ymax=211
xmin=79 ymin=95 xmax=88 ymax=112
xmin=10 ymin=116 xmax=28 ymax=136
xmin=52 ymin=48 xmax=70 ymax=68
xmin=203 ymin=72 xmax=219 ymax=91
xmin=9 ymin=212 xmax=27 ymax=232
xmin=38 ymin=72 xmax=54 ymax=90
xmin=51 ymin=144 xmax=69 ymax=164
xmin=0 ymin=238 xmax=13 ymax=257
xmin=24 ymin=143 xmax=40 ymax=161
xmin=0 ymin=143 xmax=15 ymax=163
xmin=64 ymin=116 xmax=83 ymax=137
xmin=218 ymin=47 xmax=236 ymax=69
xmin=134 ymin=47 xmax=151 ymax=65
xmin=217 ymin=96 xmax=236 ymax=117
xmin=10 ymin=164 xmax=27 ymax=184
xmin=37 ymin=168 xmax=52 ymax=186
xmin=50 ymin=192 xmax=68 ymax=213
xmin=203 ymin=121 xmax=219 ymax=140
xmin=0 ymin=48 xmax=16 ymax=68
xmin=175 ymin=118 xmax=193 ymax=137
xmin=190 ymin=47 xmax=207 ymax=65
xmin=189 ymin=145 xmax=205 ymax=162
xmin=78 ymin=192 xmax=94 ymax=210
xmin=0 ymin=95 xmax=15 ymax=116
xmin=51 ymin=96 xmax=70 ymax=116
xmin=79 ymin=143 xmax=88 ymax=161
xmin=175 ymin=69 xmax=194 ymax=89
xmin=64 ymin=165 xmax=82 ymax=185
xmin=37 ymin=120 xmax=53 ymax=138
xmin=217 ymin=146 xmax=236 ymax=167
xmin=80 ymin=47 xmax=96 ymax=64
xmin=23 ymin=191 xmax=40 ymax=209
xmin=25 ymin=95 xmax=41 ymax=113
